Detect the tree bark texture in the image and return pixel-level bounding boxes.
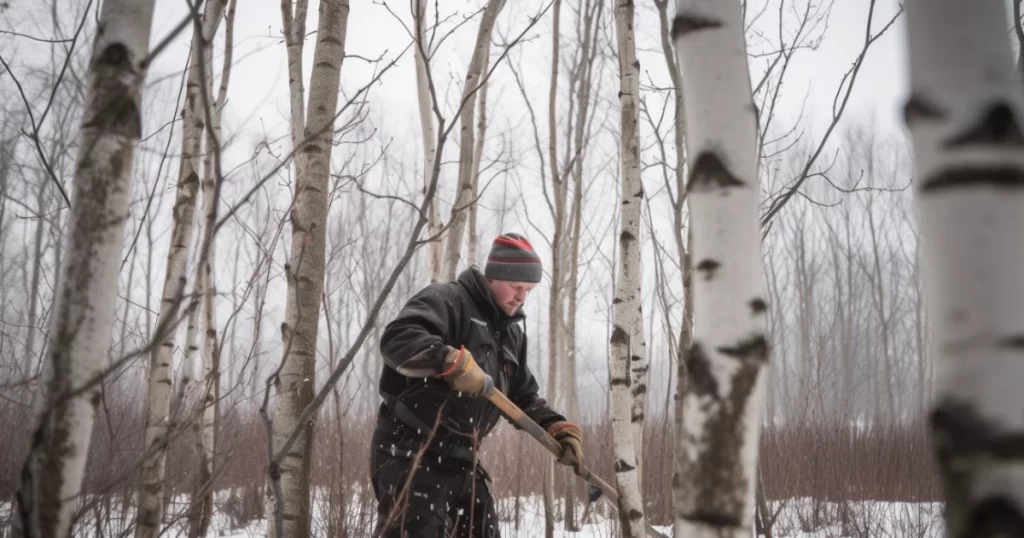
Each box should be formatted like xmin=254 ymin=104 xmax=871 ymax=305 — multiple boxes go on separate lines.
xmin=672 ymin=0 xmax=769 ymax=536
xmin=442 ymin=0 xmax=506 ymax=281
xmin=15 ymin=1 xmax=157 ymax=537
xmin=269 ymin=1 xmax=349 ymax=538
xmin=542 ymin=1 xmax=562 ymax=534
xmin=611 ymin=1 xmax=647 ymax=536
xmin=189 ymin=2 xmax=235 ymax=533
xmin=136 ymin=3 xmax=225 ymax=538
xmin=412 ymin=0 xmax=444 ymax=283
xmin=904 ymin=1 xmax=1024 ymax=536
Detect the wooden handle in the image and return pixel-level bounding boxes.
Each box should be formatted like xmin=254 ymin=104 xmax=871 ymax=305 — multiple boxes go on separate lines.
xmin=486 ymin=389 xmax=618 ymax=502
xmin=484 ymin=387 xmax=666 ymax=538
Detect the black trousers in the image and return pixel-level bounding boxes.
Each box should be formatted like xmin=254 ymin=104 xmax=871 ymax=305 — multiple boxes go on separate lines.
xmin=371 ymin=448 xmax=501 ymax=538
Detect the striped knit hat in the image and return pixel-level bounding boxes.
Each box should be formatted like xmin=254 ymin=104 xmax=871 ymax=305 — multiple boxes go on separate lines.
xmin=484 ymin=233 xmax=543 ymax=283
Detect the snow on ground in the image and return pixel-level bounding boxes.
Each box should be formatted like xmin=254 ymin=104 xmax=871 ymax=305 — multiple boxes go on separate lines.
xmin=1 ymin=492 xmax=944 ymax=537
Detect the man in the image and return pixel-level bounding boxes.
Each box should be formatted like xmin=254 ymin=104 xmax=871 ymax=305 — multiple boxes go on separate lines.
xmin=370 ymin=233 xmax=584 ymax=538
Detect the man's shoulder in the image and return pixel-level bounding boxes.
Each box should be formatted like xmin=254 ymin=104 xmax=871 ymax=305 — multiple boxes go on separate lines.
xmin=408 ymin=280 xmax=468 ymax=310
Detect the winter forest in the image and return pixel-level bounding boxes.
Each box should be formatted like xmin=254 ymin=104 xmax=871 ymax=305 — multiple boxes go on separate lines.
xmin=2 ymin=0 xmax=1024 ymax=537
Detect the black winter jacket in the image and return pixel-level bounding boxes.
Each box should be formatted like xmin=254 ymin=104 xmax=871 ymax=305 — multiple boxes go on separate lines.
xmin=372 ymin=268 xmax=565 ymax=461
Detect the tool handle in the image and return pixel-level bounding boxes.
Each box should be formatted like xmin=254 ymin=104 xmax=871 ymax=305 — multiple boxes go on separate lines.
xmin=485 ymin=387 xmax=665 ymax=538
xmin=486 ymin=389 xmax=619 ymax=501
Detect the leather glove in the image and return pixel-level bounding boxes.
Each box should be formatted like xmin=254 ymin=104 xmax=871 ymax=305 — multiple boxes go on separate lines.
xmin=436 ymin=345 xmax=493 ymax=397
xmin=548 ymin=421 xmax=584 ymax=476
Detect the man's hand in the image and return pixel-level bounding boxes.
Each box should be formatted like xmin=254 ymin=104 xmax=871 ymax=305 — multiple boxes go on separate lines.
xmin=436 ymin=345 xmax=493 ymax=397
xmin=547 ymin=421 xmax=584 ymax=475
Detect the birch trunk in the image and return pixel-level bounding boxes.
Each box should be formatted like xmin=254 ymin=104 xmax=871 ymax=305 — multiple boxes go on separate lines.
xmin=442 ymin=0 xmax=506 ymax=281
xmin=136 ymin=3 xmax=224 ymax=537
xmin=542 ymin=2 xmax=563 ymax=533
xmin=904 ymin=1 xmax=1024 ymax=535
xmin=190 ymin=3 xmax=235 ymax=534
xmin=610 ymin=1 xmax=647 ymax=535
xmin=467 ymin=71 xmax=489 ymax=268
xmin=564 ymin=1 xmax=600 ymax=527
xmin=654 ymin=0 xmax=696 ymax=520
xmin=412 ymin=0 xmax=443 ymax=282
xmin=269 ymin=1 xmax=349 ymax=537
xmin=14 ymin=1 xmax=156 ymax=536
xmin=23 ymin=178 xmax=47 ymax=380
xmin=672 ymin=0 xmax=769 ymax=535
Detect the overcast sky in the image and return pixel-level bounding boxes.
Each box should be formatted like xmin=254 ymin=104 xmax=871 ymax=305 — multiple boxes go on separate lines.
xmin=142 ymin=0 xmax=912 ymax=168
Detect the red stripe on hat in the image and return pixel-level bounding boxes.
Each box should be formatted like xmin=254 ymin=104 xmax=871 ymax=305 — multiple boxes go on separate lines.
xmin=494 ymin=235 xmax=534 ymax=252
xmin=488 ymin=256 xmax=541 ymax=264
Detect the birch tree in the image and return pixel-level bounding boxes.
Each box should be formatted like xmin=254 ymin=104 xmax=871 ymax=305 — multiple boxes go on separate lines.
xmin=268 ymin=1 xmax=350 ymax=537
xmin=672 ymin=0 xmax=769 ymax=536
xmin=190 ymin=2 xmax=236 ymax=534
xmin=610 ymin=0 xmax=647 ymax=535
xmin=135 ymin=3 xmax=225 ymax=537
xmin=904 ymin=1 xmax=1024 ymax=535
xmin=441 ymin=0 xmax=506 ymax=280
xmin=412 ymin=0 xmax=444 ymax=282
xmin=14 ymin=1 xmax=157 ymax=536
xmin=542 ymin=2 xmax=564 ymax=533
xmin=562 ymin=0 xmax=601 ymax=528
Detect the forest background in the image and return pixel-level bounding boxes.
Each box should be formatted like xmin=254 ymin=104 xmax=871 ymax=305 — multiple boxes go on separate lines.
xmin=0 ymin=0 xmax=977 ymax=536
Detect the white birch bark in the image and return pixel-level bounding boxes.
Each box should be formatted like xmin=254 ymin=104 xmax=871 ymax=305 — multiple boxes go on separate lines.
xmin=904 ymin=1 xmax=1024 ymax=535
xmin=269 ymin=1 xmax=349 ymax=537
xmin=23 ymin=178 xmax=46 ymax=380
xmin=135 ymin=3 xmax=224 ymax=537
xmin=672 ymin=1 xmax=769 ymax=536
xmin=542 ymin=3 xmax=563 ymax=533
xmin=467 ymin=71 xmax=489 ymax=267
xmin=441 ymin=0 xmax=506 ymax=281
xmin=15 ymin=1 xmax=156 ymax=537
xmin=610 ymin=1 xmax=647 ymax=535
xmin=190 ymin=3 xmax=235 ymax=533
xmin=412 ymin=0 xmax=443 ymax=283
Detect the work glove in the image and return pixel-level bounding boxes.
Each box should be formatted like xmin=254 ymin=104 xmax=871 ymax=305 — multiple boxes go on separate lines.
xmin=547 ymin=421 xmax=584 ymax=476
xmin=436 ymin=345 xmax=493 ymax=397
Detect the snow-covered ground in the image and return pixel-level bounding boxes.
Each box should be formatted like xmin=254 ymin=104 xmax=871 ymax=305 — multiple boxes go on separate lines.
xmin=0 ymin=492 xmax=944 ymax=537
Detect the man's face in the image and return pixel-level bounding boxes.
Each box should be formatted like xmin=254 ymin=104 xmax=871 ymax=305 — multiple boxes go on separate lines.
xmin=487 ymin=279 xmax=537 ymax=316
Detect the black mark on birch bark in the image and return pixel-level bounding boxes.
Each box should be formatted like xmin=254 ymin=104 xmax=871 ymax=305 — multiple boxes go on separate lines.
xmin=945 ymin=103 xmax=1024 ymax=148
xmin=671 ymin=14 xmax=722 ymax=39
xmin=965 ymin=499 xmax=1024 ymax=538
xmin=686 ymin=344 xmax=717 ymax=399
xmin=610 ymin=326 xmax=629 ymax=346
xmin=717 ymin=336 xmax=768 ymax=363
xmin=931 ymin=399 xmax=1024 ymax=462
xmin=920 ymin=167 xmax=1024 ymax=193
xmin=1000 ymin=335 xmax=1024 ymax=348
xmin=696 ymin=259 xmax=720 ymax=281
xmin=687 ymin=152 xmax=745 ymax=193
xmin=749 ymin=298 xmax=767 ymax=314
xmin=615 ymin=458 xmax=636 ymax=473
xmin=903 ymin=94 xmax=945 ymax=127
xmin=84 ymin=44 xmax=142 ymax=138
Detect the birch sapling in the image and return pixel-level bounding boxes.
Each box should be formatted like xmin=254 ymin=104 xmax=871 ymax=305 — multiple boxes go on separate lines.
xmin=190 ymin=2 xmax=236 ymax=534
xmin=136 ymin=3 xmax=225 ymax=537
xmin=442 ymin=0 xmax=506 ymax=280
xmin=269 ymin=1 xmax=350 ymax=537
xmin=412 ymin=0 xmax=443 ymax=282
xmin=542 ymin=2 xmax=563 ymax=534
xmin=15 ymin=1 xmax=157 ymax=537
xmin=672 ymin=0 xmax=769 ymax=536
xmin=611 ymin=0 xmax=648 ymax=535
xmin=904 ymin=0 xmax=1024 ymax=535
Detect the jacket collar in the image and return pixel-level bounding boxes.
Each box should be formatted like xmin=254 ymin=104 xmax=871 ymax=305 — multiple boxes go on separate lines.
xmin=457 ymin=267 xmax=526 ymax=326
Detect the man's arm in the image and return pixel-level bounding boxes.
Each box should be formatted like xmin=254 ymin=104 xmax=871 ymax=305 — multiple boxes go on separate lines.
xmin=509 ymin=331 xmax=567 ymax=430
xmin=379 ymin=283 xmax=459 ymax=377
